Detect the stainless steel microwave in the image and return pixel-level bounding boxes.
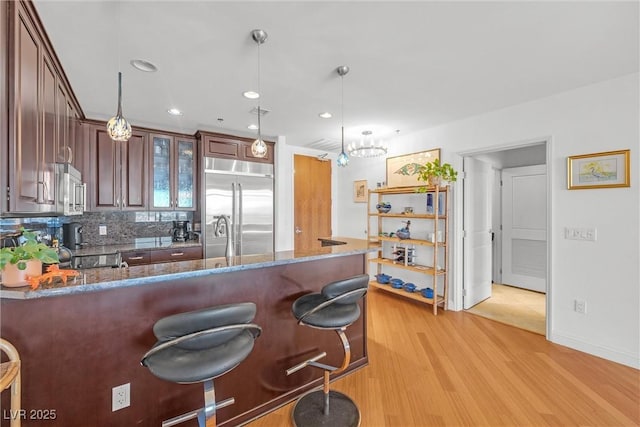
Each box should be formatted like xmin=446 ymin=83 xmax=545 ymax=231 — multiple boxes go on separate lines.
xmin=56 ymin=163 xmax=86 ymax=216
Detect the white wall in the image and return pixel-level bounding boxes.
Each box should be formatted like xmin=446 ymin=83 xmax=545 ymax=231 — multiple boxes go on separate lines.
xmin=334 ymin=73 xmax=639 ymax=368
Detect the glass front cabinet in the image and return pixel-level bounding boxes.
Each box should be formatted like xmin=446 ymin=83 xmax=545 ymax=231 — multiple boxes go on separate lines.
xmin=150 ymin=134 xmax=196 ymax=210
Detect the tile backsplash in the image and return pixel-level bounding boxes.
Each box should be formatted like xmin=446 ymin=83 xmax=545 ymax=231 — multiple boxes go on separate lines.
xmin=0 ymin=211 xmax=196 ymax=247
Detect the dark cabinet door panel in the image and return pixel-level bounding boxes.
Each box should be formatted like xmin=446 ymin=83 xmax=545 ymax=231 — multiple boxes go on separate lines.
xmin=12 ymin=13 xmax=40 ymax=211
xmin=122 ymin=132 xmax=147 ymax=210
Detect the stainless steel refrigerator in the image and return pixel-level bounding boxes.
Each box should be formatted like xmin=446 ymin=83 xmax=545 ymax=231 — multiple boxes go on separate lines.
xmin=203 ymin=157 xmax=274 ymax=259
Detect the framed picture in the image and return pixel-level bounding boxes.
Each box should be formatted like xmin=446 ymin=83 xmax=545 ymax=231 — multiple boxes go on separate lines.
xmin=567 ymin=149 xmax=630 ymax=190
xmin=353 ymin=180 xmax=367 ymax=203
xmin=386 ymin=148 xmax=441 ymax=188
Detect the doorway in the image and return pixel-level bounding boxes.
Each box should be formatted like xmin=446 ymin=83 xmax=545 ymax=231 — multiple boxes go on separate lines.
xmin=462 ymin=142 xmax=548 ymax=335
xmin=293 ymin=154 xmax=332 ymax=251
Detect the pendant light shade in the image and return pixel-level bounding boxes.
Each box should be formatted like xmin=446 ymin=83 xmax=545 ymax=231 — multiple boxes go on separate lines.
xmin=336 ymin=65 xmax=350 ymax=167
xmin=106 ymin=72 xmax=132 ymax=142
xmin=251 ymin=29 xmax=268 ymax=158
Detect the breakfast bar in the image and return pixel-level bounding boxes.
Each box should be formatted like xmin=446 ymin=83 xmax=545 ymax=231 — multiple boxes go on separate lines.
xmin=0 ymin=239 xmax=376 ymax=426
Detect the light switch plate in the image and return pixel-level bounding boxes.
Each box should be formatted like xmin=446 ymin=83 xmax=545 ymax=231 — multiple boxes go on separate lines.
xmin=99 ymin=225 xmax=107 ymax=236
xmin=564 ymin=227 xmax=596 ymax=241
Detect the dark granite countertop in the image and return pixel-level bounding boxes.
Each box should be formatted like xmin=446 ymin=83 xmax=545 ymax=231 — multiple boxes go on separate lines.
xmin=0 ymin=237 xmax=378 ymax=299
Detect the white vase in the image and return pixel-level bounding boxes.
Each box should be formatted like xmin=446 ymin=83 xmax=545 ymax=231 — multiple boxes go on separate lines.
xmin=1 ymin=260 xmax=42 ymax=287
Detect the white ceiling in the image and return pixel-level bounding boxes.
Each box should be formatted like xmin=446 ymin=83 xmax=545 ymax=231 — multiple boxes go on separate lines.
xmin=33 ymin=1 xmax=639 ymax=151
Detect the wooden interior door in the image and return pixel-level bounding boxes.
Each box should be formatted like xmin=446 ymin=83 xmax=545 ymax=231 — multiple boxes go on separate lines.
xmin=294 ymin=155 xmax=332 ymax=251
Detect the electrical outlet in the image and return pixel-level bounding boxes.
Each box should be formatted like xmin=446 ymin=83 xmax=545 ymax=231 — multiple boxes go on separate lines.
xmin=112 ymin=383 xmax=130 ymax=411
xmin=99 ymin=225 xmax=107 ymax=236
xmin=574 ymin=299 xmax=587 ymax=314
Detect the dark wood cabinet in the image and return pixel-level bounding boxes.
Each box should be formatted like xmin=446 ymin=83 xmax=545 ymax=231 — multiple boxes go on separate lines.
xmin=88 ymin=125 xmax=148 ymax=211
xmin=120 ymin=251 xmax=150 ymax=266
xmin=0 ymin=2 xmax=7 ymax=214
xmin=5 ymin=1 xmax=83 ymax=214
xmin=197 ymin=131 xmax=275 ymax=164
xmin=120 ymin=246 xmax=202 ymax=266
xmin=150 ymin=134 xmax=196 ymax=211
xmin=149 ymin=246 xmax=203 ymax=264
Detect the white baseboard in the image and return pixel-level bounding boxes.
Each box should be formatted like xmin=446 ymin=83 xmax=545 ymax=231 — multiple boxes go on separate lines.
xmin=550 ymin=331 xmax=639 ymax=369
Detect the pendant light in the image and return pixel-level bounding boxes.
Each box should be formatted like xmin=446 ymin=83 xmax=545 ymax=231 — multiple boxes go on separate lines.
xmin=336 ymin=65 xmax=350 ymax=167
xmin=106 ymin=71 xmax=132 ymax=142
xmin=251 ymin=29 xmax=268 ymax=158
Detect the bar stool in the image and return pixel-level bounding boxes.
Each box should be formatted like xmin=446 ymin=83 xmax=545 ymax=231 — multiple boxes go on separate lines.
xmin=1 ymin=338 xmax=21 ymax=427
xmin=286 ymin=274 xmax=369 ymax=427
xmin=141 ymin=302 xmax=261 ymax=427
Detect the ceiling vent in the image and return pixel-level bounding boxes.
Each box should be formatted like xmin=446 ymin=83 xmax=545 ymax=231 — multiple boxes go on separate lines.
xmin=249 ymin=107 xmax=270 ymax=116
xmin=307 ymin=138 xmax=341 ymax=152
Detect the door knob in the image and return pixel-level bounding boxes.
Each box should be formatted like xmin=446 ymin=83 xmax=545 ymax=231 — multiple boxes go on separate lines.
xmin=295 ymin=226 xmax=302 ymax=234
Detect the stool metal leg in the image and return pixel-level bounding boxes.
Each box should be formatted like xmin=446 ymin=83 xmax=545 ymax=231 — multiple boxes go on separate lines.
xmin=162 ymin=380 xmax=235 ymax=427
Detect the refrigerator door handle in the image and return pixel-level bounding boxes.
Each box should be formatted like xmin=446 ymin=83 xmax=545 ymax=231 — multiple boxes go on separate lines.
xmin=231 ymin=182 xmax=237 ymax=254
xmin=238 ymin=182 xmax=243 ymax=255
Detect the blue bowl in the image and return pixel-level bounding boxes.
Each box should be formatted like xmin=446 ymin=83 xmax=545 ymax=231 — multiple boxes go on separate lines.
xmin=422 ymin=288 xmax=434 ymax=299
xmin=375 ymin=273 xmax=391 ymax=284
xmin=403 ymin=283 xmax=416 ymax=293
xmin=390 ymin=278 xmax=404 ymax=289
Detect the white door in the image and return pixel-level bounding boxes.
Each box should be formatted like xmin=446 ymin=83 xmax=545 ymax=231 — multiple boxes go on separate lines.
xmin=463 ymin=157 xmax=493 ymax=309
xmin=502 ymin=165 xmax=547 ymax=293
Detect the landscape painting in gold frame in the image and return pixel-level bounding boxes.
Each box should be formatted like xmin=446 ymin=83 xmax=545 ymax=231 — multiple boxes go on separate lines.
xmin=386 ymin=149 xmax=441 ymax=188
xmin=353 ymin=179 xmax=367 ymax=202
xmin=567 ymin=149 xmax=630 ymax=190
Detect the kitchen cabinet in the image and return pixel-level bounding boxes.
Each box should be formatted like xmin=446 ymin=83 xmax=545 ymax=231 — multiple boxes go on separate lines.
xmin=197 ymin=131 xmax=275 ymax=164
xmin=5 ymin=1 xmax=83 ymax=214
xmin=150 ymin=134 xmax=196 ymax=211
xmin=367 ymin=185 xmax=450 ymax=315
xmin=0 ymin=1 xmax=7 ymax=214
xmin=120 ymin=246 xmax=202 ymax=266
xmin=149 ymin=246 xmax=202 ymax=264
xmin=87 ymin=125 xmax=148 ymax=211
xmin=120 ymin=250 xmax=150 ymax=267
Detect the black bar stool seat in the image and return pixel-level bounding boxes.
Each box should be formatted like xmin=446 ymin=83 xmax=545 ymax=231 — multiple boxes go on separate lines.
xmin=142 ymin=302 xmax=261 ymax=427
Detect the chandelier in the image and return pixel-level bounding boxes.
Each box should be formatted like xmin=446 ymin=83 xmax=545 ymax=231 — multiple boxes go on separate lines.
xmin=347 ymin=130 xmax=388 ymax=158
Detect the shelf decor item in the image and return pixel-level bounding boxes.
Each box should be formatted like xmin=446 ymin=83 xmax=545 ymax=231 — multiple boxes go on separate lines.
xmin=386 ymin=149 xmax=440 ymax=188
xmin=0 ymin=228 xmax=59 ymax=287
xmin=376 ymin=202 xmax=391 ymax=213
xmin=567 ymin=149 xmax=630 ymax=189
xmin=416 ymin=158 xmax=458 ymax=189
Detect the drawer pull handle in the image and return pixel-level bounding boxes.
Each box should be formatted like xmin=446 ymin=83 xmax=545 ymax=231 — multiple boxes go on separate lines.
xmin=127 ymin=256 xmax=144 ymax=260
xmin=171 ymin=252 xmax=184 ymax=256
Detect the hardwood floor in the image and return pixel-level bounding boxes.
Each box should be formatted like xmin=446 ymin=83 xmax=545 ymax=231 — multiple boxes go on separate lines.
xmin=248 ymin=289 xmax=639 ymax=426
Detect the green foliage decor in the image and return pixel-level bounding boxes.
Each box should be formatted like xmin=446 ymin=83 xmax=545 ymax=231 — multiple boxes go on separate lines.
xmin=0 ymin=228 xmax=59 ymax=271
xmin=416 ymin=158 xmax=458 ymax=192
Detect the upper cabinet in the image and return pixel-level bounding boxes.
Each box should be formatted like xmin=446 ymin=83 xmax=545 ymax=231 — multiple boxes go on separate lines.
xmin=150 ymin=134 xmax=196 ymax=211
xmin=197 ymin=131 xmax=275 ymax=164
xmin=87 ymin=125 xmax=148 ymax=211
xmin=5 ymin=1 xmax=83 ymax=214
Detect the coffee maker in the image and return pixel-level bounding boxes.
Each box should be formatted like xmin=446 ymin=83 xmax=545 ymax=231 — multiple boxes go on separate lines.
xmin=172 ymin=221 xmax=189 ymax=242
xmin=62 ymin=223 xmax=84 ymax=248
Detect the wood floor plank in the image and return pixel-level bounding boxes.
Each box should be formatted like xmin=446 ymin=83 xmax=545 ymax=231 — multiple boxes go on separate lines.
xmin=247 ymin=289 xmax=639 ymax=426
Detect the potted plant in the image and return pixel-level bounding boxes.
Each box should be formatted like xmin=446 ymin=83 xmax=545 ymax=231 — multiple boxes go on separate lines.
xmin=417 ymin=158 xmax=458 ymax=188
xmin=0 ymin=228 xmax=59 ymax=287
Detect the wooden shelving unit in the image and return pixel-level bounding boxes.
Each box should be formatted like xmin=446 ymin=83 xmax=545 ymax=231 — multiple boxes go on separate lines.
xmin=367 ymin=185 xmax=450 ymax=315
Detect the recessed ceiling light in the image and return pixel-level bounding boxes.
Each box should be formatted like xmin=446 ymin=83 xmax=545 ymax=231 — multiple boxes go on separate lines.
xmin=247 ymin=124 xmax=259 ymax=130
xmin=319 ymin=112 xmax=332 ymax=119
xmin=167 ymin=108 xmax=183 ymax=116
xmin=243 ymin=91 xmax=260 ymax=99
xmin=130 ymin=59 xmax=158 ymax=72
